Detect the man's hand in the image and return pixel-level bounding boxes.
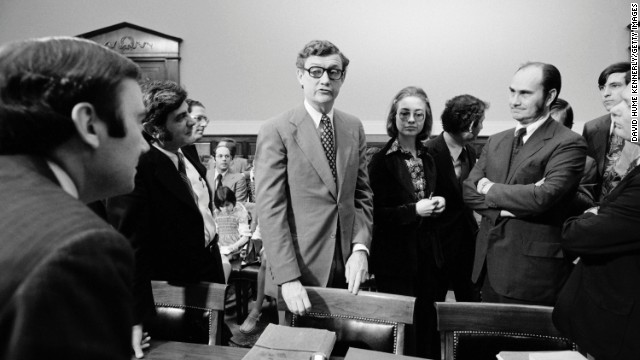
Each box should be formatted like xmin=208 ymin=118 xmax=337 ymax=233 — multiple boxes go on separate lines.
xmin=585 ymin=206 xmax=599 ymax=215
xmin=131 ymin=324 xmax=150 ymax=359
xmin=345 ymin=250 xmax=368 ymax=294
xmin=476 ymin=177 xmax=494 ymax=195
xmin=281 ymin=280 xmax=312 ymax=315
xmin=500 ymin=210 xmax=516 ymax=218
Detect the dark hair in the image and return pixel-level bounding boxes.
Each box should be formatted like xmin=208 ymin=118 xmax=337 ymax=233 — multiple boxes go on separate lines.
xmin=214 ymin=185 xmax=236 ymax=210
xmin=0 ymin=36 xmax=140 ymax=155
xmin=386 ymin=86 xmax=432 ymax=141
xmin=141 ymin=80 xmax=187 ymax=142
xmin=186 ymin=99 xmax=204 ymax=112
xmin=441 ymin=94 xmax=489 ymax=134
xmin=550 ymin=98 xmax=574 ymax=129
xmin=517 ymin=62 xmax=561 ymax=104
xmin=598 ymin=62 xmax=631 ymax=87
xmin=218 ymin=138 xmax=237 ymax=157
xmin=296 ymin=40 xmax=350 ymax=73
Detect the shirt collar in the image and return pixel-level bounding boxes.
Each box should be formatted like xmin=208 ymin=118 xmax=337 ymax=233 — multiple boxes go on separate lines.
xmin=386 ymin=138 xmax=425 ymax=157
xmin=154 ymin=143 xmax=182 ymax=169
xmin=46 ymin=160 xmax=79 ymax=199
xmin=304 ymin=99 xmax=334 ymax=128
xmin=443 ymin=131 xmax=464 ymax=160
xmin=515 ymin=114 xmax=549 ymax=143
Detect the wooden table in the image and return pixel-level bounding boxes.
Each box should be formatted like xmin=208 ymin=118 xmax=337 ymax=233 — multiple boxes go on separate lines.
xmin=138 ymin=341 xmax=430 ymax=360
xmin=137 ymin=341 xmax=249 ymax=360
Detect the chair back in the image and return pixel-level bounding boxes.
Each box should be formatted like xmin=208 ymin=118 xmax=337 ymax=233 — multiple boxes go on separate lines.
xmin=148 ymin=281 xmax=227 ymax=345
xmin=435 ymin=302 xmax=581 ymax=360
xmin=278 ymin=286 xmax=415 ymax=356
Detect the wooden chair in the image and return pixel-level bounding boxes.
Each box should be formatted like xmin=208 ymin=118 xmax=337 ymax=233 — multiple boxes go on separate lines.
xmin=278 ymin=286 xmax=415 ymax=356
xmin=435 ymin=302 xmax=582 ymax=360
xmin=148 ymin=281 xmax=227 ymax=345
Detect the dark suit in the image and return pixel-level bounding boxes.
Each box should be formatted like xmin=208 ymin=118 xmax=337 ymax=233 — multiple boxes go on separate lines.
xmin=424 ymin=133 xmax=479 ymax=302
xmin=582 ymin=114 xmax=611 ymax=201
xmin=206 ymin=170 xmax=248 ymax=202
xmin=368 ymin=138 xmax=438 ymax=358
xmin=0 ymin=156 xmax=133 ymax=359
xmin=553 ymin=164 xmax=640 ymax=360
xmin=463 ymin=118 xmax=586 ymax=304
xmin=106 ymin=145 xmax=225 ymax=324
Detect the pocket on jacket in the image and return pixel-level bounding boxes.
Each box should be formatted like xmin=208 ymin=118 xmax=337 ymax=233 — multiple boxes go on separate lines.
xmin=521 ymin=240 xmax=564 ymax=258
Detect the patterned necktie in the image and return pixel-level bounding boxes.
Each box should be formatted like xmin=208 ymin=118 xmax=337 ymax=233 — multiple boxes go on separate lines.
xmin=216 ymin=173 xmax=223 ymax=190
xmin=508 ymin=128 xmax=526 ymax=173
xmin=320 ymin=114 xmax=337 ymax=183
xmin=177 ymin=152 xmax=198 ymax=204
xmin=601 ymin=132 xmax=624 ymax=198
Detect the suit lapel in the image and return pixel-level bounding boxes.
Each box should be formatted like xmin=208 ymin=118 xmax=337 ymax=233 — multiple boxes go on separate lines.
xmin=290 ymin=106 xmax=337 ymax=198
xmin=593 ymin=116 xmax=611 ymax=175
xmin=383 ymin=141 xmax=418 ymax=200
xmin=506 ymin=119 xmax=554 ymax=183
xmin=334 ymin=111 xmax=355 ymax=195
xmin=492 ymin=131 xmax=514 ymax=184
xmin=150 ymin=147 xmax=199 ymax=209
xmin=434 ymin=135 xmax=463 ymax=192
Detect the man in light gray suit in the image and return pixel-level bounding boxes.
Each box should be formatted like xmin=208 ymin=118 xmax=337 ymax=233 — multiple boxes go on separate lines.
xmin=255 ymin=40 xmax=373 ymax=315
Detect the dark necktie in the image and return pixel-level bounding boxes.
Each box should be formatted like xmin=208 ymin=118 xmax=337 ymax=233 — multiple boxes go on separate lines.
xmin=459 ymin=147 xmax=470 ymax=183
xmin=177 ymin=152 xmax=198 ymax=204
xmin=508 ymin=128 xmax=526 ymax=173
xmin=216 ymin=173 xmax=223 ymax=190
xmin=320 ymin=114 xmax=337 ymax=183
xmin=601 ymin=132 xmax=624 ymax=198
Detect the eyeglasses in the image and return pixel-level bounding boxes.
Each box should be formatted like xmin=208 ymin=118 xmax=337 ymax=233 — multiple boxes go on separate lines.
xmin=192 ymin=115 xmax=209 ymax=124
xmin=397 ymin=110 xmax=425 ymax=122
xmin=302 ymin=66 xmax=345 ymax=80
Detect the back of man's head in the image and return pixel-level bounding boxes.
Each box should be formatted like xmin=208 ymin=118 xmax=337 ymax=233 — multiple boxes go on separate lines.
xmin=0 ymin=36 xmax=140 ymax=155
xmin=598 ymin=62 xmax=631 ymax=87
xmin=141 ymin=80 xmax=187 ymax=141
xmin=296 ymin=40 xmax=350 ymax=71
xmin=517 ymin=61 xmax=561 ymax=104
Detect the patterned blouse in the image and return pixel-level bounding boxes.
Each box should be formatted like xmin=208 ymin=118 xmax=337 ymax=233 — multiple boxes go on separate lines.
xmin=386 ymin=139 xmax=427 ymax=200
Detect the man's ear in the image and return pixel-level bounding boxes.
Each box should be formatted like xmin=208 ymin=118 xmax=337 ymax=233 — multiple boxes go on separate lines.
xmin=545 ymin=89 xmax=558 ymax=108
xmin=70 ymin=102 xmax=100 ymax=149
xmin=296 ymin=68 xmax=304 ymax=87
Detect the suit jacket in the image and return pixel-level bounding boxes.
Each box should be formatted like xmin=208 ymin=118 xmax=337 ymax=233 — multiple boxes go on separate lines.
xmin=255 ymin=104 xmax=373 ymax=287
xmin=229 ymin=157 xmax=250 ymax=174
xmin=582 ymin=114 xmax=611 ymax=200
xmin=553 ymin=164 xmax=640 ymax=360
xmin=368 ymin=138 xmax=437 ymax=279
xmin=463 ymin=118 xmax=587 ymax=304
xmin=424 ymin=133 xmax=479 ymax=265
xmin=0 ymin=156 xmax=133 ymax=359
xmin=106 ymin=145 xmax=225 ymax=324
xmin=206 ymin=170 xmax=248 ymax=202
